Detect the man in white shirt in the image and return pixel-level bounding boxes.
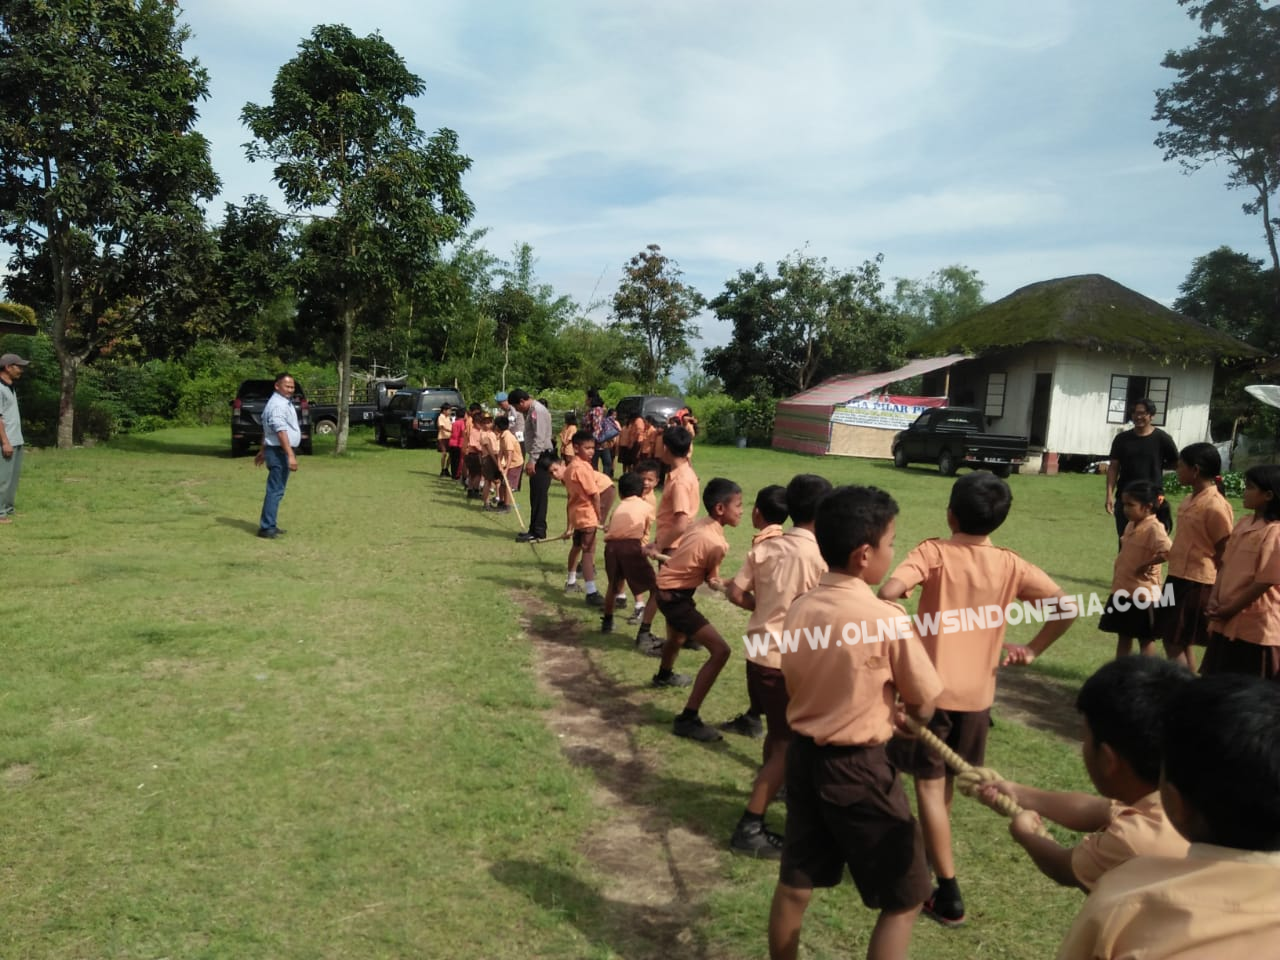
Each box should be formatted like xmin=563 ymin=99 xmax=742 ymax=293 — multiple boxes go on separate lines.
xmin=0 ymin=352 xmax=30 ymax=524
xmin=255 ymin=372 xmax=301 ymax=539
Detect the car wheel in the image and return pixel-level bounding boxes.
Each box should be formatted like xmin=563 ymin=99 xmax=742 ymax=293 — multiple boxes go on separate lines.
xmin=399 ymin=430 xmax=411 ymax=450
xmin=314 ymin=418 xmax=336 ymax=436
xmin=375 ymin=425 xmax=387 ymax=445
xmin=991 ymin=464 xmax=1011 ymax=478
xmin=938 ymin=450 xmax=957 ymax=476
xmin=893 ymin=446 xmax=908 ymax=468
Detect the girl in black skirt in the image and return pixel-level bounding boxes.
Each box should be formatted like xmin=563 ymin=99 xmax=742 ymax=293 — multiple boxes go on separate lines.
xmin=1100 ymin=481 xmax=1172 ymax=658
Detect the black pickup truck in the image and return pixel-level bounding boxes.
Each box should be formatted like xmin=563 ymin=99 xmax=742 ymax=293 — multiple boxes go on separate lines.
xmin=308 ymin=379 xmax=407 ymax=435
xmin=891 ymin=406 xmax=1029 ymax=478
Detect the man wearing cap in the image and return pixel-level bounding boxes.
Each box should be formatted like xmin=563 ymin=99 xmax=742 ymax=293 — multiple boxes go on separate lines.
xmin=507 ymin=389 xmax=553 ymax=542
xmin=0 ymin=353 xmax=29 ymax=524
xmin=496 ymin=391 xmax=525 ymax=491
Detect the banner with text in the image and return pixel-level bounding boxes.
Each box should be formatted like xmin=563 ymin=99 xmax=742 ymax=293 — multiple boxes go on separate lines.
xmin=830 ymin=395 xmax=948 ymax=431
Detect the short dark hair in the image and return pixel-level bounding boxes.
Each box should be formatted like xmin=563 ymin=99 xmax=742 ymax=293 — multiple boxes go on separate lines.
xmin=1162 ymin=674 xmax=1280 ymax=850
xmin=274 ymin=371 xmax=294 ymax=385
xmin=754 ymin=485 xmax=789 ymax=525
xmin=949 ymin=473 xmax=1012 ymax=535
xmin=814 ymin=486 xmax=898 ymax=570
xmin=468 ymin=402 xmax=483 ymax=413
xmin=663 ymin=425 xmax=692 ymax=458
xmin=1075 ymin=657 xmax=1194 ymax=785
xmin=495 ymin=415 xmax=510 ymax=431
xmin=572 ymin=429 xmax=594 ymax=446
xmin=786 ymin=474 xmax=834 ymax=525
xmin=703 ymin=477 xmax=742 ymax=514
xmin=1121 ymin=480 xmax=1162 ymax=510
xmin=507 ymin=389 xmax=531 ymax=405
xmin=563 ymin=411 xmax=578 ymax=425
xmin=634 ymin=458 xmax=661 ymax=475
xmin=618 ymin=472 xmax=644 ymax=498
xmin=1244 ymin=465 xmax=1280 ymax=522
xmin=1130 ymin=397 xmax=1157 ymax=417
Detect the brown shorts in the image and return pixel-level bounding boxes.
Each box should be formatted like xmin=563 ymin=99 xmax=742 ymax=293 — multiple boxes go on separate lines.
xmin=889 ymin=708 xmax=990 ymax=781
xmin=746 ymin=661 xmax=790 ymax=737
xmin=481 ymin=458 xmax=502 ymax=481
xmin=1202 ymin=633 xmax=1280 ymax=679
xmin=506 ymin=466 xmax=523 ymax=492
xmin=780 ymin=737 xmax=931 ymax=909
xmin=604 ymin=539 xmax=656 ymax=595
xmin=572 ymin=527 xmax=597 ymax=550
xmin=1159 ymin=576 xmax=1213 ymax=650
xmin=657 ymin=588 xmax=709 ymax=637
xmin=464 ymin=452 xmax=483 ymax=476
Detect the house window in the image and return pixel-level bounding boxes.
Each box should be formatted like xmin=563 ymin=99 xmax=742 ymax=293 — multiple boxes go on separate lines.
xmin=1107 ymin=375 xmax=1170 ymax=426
xmin=984 ymin=373 xmax=1006 ymax=418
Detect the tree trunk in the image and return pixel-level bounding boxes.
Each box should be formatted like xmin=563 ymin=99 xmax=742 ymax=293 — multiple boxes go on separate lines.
xmin=57 ymin=352 xmax=79 ymax=449
xmin=1259 ymin=181 xmax=1279 ymax=272
xmin=501 ymin=330 xmax=509 ymax=391
xmin=335 ymin=306 xmax=354 ymax=455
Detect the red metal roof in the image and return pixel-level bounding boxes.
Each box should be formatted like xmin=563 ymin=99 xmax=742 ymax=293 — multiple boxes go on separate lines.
xmin=779 ymin=354 xmax=970 ymax=407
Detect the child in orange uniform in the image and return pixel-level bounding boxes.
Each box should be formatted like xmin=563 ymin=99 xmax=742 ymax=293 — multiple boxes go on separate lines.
xmin=561 ymin=430 xmax=615 ymax=607
xmin=1099 ymin=480 xmax=1173 ymax=658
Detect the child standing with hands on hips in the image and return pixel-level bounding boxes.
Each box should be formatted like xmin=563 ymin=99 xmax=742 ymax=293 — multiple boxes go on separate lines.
xmin=1098 ymin=481 xmax=1171 ymax=658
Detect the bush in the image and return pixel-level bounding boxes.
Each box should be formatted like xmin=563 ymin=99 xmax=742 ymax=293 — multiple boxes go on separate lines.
xmin=686 ymin=392 xmax=777 ymax=446
xmin=1163 ymin=471 xmax=1245 ymax=500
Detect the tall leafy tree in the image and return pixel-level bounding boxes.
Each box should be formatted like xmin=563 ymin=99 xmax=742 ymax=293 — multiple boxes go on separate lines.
xmin=0 ymin=0 xmax=219 ymax=446
xmin=704 ymin=250 xmax=907 ymax=398
xmin=611 ymin=245 xmax=704 ymax=392
xmin=243 ymin=24 xmax=473 ymax=453
xmin=1176 ymin=245 xmax=1280 ymax=348
xmin=1154 ymin=0 xmax=1280 ymax=270
xmin=892 ymin=265 xmax=986 ymax=333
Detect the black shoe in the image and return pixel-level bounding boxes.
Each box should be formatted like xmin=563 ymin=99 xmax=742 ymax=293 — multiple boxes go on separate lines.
xmin=257 ymin=528 xmax=278 ymax=539
xmin=717 ymin=712 xmax=764 ymax=738
xmin=673 ymin=713 xmax=722 ymax=741
xmin=584 ymin=591 xmax=604 ymax=608
xmin=685 ymin=638 xmax=705 ymax=651
xmin=600 ymin=616 xmax=614 ymax=634
xmin=635 ymin=630 xmax=664 ymax=657
xmin=922 ymin=886 xmax=966 ymax=928
xmin=515 ymin=532 xmax=539 ymax=543
xmin=651 ymin=671 xmax=692 ymax=689
xmin=730 ymin=819 xmax=784 ymax=859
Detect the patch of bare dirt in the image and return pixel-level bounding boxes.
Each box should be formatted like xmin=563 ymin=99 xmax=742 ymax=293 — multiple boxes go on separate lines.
xmin=3 ymin=763 xmax=37 ymax=786
xmin=994 ymin=668 xmax=1081 ymax=743
xmin=510 ymin=590 xmax=732 ymax=960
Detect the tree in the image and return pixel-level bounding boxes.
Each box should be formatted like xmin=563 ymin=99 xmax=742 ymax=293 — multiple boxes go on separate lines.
xmin=704 ymin=250 xmax=907 ymax=399
xmin=0 ymin=0 xmax=220 ymax=446
xmin=1154 ymin=0 xmax=1280 ymax=270
xmin=243 ymin=24 xmax=473 ymax=454
xmin=611 ymin=245 xmax=704 ymax=392
xmin=1175 ymin=245 xmax=1280 ymax=348
xmin=892 ymin=265 xmax=986 ymax=333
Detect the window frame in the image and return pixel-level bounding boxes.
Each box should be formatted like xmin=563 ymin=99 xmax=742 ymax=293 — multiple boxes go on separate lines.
xmin=984 ymin=372 xmax=1006 ymax=418
xmin=1107 ymin=374 xmax=1170 ymax=426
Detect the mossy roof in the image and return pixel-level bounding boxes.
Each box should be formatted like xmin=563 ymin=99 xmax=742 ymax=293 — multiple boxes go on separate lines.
xmin=908 ymin=274 xmax=1261 ymax=362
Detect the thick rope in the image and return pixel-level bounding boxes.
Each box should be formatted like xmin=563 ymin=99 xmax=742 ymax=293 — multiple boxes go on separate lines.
xmin=901 ymin=715 xmax=1048 ymax=836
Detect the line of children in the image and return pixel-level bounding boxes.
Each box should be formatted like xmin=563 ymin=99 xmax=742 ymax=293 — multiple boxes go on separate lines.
xmin=977 ymin=656 xmax=1193 ymax=891
xmin=769 ymin=485 xmax=943 ymax=960
xmin=878 ymin=471 xmax=1077 ymax=927
xmin=1055 ymin=673 xmax=1280 ymax=957
xmin=650 ymin=478 xmax=743 ymax=743
xmin=1202 ymin=463 xmax=1280 ymax=678
xmin=1098 ymin=480 xmax=1173 ymax=658
xmin=1160 ymin=443 xmax=1234 ymax=670
xmin=723 ymin=475 xmax=832 ymax=859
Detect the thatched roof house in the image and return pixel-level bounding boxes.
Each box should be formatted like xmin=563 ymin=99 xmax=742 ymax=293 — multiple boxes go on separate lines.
xmin=908 ymin=274 xmax=1259 ymax=458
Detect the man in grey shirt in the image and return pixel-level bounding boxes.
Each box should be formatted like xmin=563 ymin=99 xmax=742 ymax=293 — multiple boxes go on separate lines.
xmin=254 ymin=372 xmax=301 ymax=539
xmin=0 ymin=353 xmax=30 ymax=524
xmin=509 ymin=388 xmax=553 ymax=542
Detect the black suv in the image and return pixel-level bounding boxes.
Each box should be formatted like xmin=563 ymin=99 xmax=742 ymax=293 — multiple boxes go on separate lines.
xmin=616 ymin=394 xmax=685 ymax=428
xmin=373 ymin=387 xmax=465 ymax=448
xmin=230 ymin=379 xmax=314 ymax=457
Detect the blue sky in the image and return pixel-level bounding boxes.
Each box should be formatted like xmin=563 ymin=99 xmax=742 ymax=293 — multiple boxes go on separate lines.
xmin=179 ymin=1 xmax=1267 ymax=358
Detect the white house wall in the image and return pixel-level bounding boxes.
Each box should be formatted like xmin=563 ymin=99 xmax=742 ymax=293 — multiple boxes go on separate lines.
xmin=1046 ymin=346 xmax=1213 ymax=456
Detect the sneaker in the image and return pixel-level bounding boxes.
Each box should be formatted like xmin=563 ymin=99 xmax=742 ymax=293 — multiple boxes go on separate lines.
xmin=600 ymin=616 xmax=614 ymax=634
xmin=717 ymin=712 xmax=764 ymax=739
xmin=615 ymin=594 xmax=627 ymax=605
xmin=584 ymin=591 xmax=604 ymax=608
xmin=672 ymin=713 xmax=722 ymax=741
xmin=564 ymin=581 xmax=582 ymax=594
xmin=650 ymin=671 xmax=692 ymax=689
xmin=635 ymin=630 xmax=664 ymax=658
xmin=626 ymin=605 xmax=645 ymax=625
xmin=922 ymin=886 xmax=966 ymax=928
xmin=729 ymin=819 xmax=784 ymax=859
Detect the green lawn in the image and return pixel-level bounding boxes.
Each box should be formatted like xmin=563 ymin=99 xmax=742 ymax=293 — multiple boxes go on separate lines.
xmin=0 ymin=428 xmax=1190 ymax=958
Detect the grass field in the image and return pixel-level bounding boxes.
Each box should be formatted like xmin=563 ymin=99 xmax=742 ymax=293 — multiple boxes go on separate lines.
xmin=0 ymin=428 xmax=1202 ymax=959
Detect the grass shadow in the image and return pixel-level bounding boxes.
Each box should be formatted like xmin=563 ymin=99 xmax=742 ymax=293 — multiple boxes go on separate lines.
xmin=109 ymin=434 xmax=230 ymax=458
xmin=215 ymin=515 xmax=263 ymax=535
xmin=994 ymin=667 xmax=1082 ymax=742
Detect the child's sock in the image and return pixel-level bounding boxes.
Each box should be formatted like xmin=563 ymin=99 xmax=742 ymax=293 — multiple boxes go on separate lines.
xmin=566 ymin=571 xmax=577 ymax=585
xmin=585 ymin=580 xmax=597 ymax=594
xmin=640 ymin=621 xmax=652 ymax=632
xmin=739 ymin=810 xmax=764 ymax=827
xmin=676 ymin=708 xmax=698 ymax=722
xmin=655 ymin=666 xmax=672 ymax=681
xmin=937 ymin=876 xmax=960 ymax=895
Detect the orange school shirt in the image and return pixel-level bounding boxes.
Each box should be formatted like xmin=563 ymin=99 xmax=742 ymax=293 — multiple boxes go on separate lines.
xmin=656 ymin=517 xmax=728 ymax=590
xmin=497 ymin=431 xmax=523 ymax=471
xmin=436 ymin=412 xmax=454 ymax=439
xmin=1056 ymin=846 xmax=1280 ymax=960
xmin=1070 ymin=792 xmax=1191 ymax=892
xmin=477 ymin=429 xmax=500 ymax=460
xmin=563 ymin=457 xmax=613 ymax=532
xmin=1111 ymin=514 xmax=1172 ymax=595
xmin=1210 ymin=516 xmax=1280 ymax=645
xmin=642 ymin=490 xmax=658 ymax=512
xmin=1168 ymin=487 xmax=1234 ymax=583
xmin=782 ymin=572 xmax=943 ymax=747
xmin=464 ymin=418 xmax=481 ymax=453
xmin=559 ymin=424 xmax=577 ymax=459
xmin=605 ymin=497 xmax=654 ymax=544
xmin=888 ymin=536 xmax=1061 ymax=712
xmin=656 ymin=460 xmax=699 ymax=548
xmin=732 ymin=527 xmax=826 ymax=670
